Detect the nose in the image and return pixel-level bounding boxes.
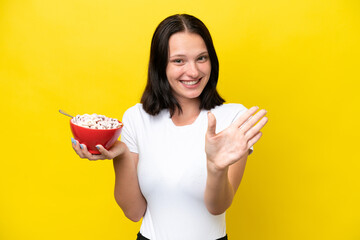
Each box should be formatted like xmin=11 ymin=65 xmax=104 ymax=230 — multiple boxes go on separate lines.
xmin=186 ymin=62 xmax=199 ymax=79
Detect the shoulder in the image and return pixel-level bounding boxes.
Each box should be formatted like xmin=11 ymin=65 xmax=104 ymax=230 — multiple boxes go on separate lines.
xmin=123 ymin=103 xmax=147 ymax=120
xmin=123 ymin=103 xmax=144 ymax=115
xmin=122 ymin=103 xmax=168 ymax=126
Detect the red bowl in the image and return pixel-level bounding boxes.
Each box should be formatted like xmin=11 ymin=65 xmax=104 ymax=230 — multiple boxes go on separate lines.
xmin=70 ymin=119 xmax=123 ymax=155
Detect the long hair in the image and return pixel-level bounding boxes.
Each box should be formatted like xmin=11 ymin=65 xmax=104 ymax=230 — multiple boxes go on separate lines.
xmin=141 ymin=14 xmax=225 ymax=116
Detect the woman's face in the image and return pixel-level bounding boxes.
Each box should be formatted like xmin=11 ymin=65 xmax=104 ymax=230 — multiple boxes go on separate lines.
xmin=166 ymin=32 xmax=211 ymax=104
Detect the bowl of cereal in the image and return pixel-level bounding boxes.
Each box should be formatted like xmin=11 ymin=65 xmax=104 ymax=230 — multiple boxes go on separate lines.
xmin=70 ymin=113 xmax=123 ymax=155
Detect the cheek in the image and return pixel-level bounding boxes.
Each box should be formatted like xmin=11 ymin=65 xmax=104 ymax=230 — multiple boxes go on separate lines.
xmin=200 ymin=63 xmax=211 ymax=75
xmin=206 ymin=63 xmax=212 ymax=74
xmin=165 ymin=66 xmax=170 ymax=79
xmin=167 ymin=66 xmax=183 ymax=80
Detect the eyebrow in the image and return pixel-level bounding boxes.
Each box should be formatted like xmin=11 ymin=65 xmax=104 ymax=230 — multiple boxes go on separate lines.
xmin=169 ymin=51 xmax=209 ymax=59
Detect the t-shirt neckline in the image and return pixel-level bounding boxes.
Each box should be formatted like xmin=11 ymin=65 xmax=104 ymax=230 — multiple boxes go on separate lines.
xmin=167 ymin=109 xmax=205 ymax=129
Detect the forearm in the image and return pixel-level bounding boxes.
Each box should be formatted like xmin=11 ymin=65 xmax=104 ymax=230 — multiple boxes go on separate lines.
xmin=113 ymin=147 xmax=146 ymax=222
xmin=204 ymin=163 xmax=234 ymax=215
xmin=204 ymin=154 xmax=248 ymax=215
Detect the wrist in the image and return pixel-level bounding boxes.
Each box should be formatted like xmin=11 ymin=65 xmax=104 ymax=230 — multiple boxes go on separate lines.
xmin=206 ymin=159 xmax=229 ymax=176
xmin=112 ymin=141 xmax=128 ymax=160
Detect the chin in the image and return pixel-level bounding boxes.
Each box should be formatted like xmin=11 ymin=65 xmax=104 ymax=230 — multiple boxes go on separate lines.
xmin=183 ymin=92 xmax=202 ymax=100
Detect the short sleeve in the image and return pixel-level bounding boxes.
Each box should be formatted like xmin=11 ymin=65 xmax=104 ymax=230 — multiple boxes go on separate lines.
xmin=121 ymin=108 xmax=139 ymax=154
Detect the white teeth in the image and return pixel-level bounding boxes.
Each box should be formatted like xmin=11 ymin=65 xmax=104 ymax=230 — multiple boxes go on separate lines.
xmin=181 ymin=80 xmax=200 ymax=85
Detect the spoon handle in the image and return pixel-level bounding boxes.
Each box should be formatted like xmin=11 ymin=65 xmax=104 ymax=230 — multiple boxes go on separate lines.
xmin=59 ymin=109 xmax=74 ymax=118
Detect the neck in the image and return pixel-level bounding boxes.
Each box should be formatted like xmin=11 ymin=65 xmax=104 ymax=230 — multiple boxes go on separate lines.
xmin=172 ymin=98 xmax=201 ymax=126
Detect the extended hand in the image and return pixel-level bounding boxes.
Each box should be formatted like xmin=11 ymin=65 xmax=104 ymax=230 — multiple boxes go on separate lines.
xmin=205 ymin=106 xmax=268 ymax=171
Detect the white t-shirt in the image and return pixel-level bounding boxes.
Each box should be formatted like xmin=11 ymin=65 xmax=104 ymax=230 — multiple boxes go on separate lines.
xmin=121 ymin=103 xmax=252 ymax=240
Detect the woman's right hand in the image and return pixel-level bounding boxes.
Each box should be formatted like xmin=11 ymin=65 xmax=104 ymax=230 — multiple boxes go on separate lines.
xmin=71 ymin=138 xmax=126 ymax=160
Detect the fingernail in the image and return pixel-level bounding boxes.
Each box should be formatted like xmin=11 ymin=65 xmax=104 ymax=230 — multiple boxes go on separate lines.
xmin=71 ymin=137 xmax=76 ymax=144
xmin=80 ymin=144 xmax=83 ymax=149
xmin=96 ymin=145 xmax=100 ymax=150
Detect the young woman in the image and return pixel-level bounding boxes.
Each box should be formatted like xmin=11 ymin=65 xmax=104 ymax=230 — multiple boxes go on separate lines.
xmin=71 ymin=14 xmax=268 ymax=240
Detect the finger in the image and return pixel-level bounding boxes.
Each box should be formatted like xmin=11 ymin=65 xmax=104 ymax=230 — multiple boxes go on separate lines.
xmin=80 ymin=144 xmax=101 ymax=160
xmin=83 ymin=144 xmax=111 ymax=160
xmin=95 ymin=145 xmax=112 ymax=159
xmin=71 ymin=137 xmax=78 ymax=149
xmin=233 ymin=106 xmax=259 ymax=129
xmin=247 ymin=131 xmax=263 ymax=149
xmin=71 ymin=137 xmax=76 ymax=146
xmin=245 ymin=117 xmax=268 ymax=139
xmin=88 ymin=153 xmax=107 ymax=161
xmin=242 ymin=110 xmax=267 ymax=133
xmin=79 ymin=144 xmax=94 ymax=159
xmin=72 ymin=139 xmax=85 ymax=158
xmin=207 ymin=112 xmax=217 ymax=138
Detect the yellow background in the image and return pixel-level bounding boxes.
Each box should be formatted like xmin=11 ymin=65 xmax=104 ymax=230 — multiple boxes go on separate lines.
xmin=1 ymin=0 xmax=359 ymax=239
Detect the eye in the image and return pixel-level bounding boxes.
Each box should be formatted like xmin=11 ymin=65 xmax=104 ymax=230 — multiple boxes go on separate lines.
xmin=171 ymin=59 xmax=184 ymax=64
xmin=197 ymin=55 xmax=208 ymax=62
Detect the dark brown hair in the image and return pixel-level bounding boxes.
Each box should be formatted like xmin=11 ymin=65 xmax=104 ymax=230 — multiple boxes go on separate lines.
xmin=141 ymin=14 xmax=225 ymax=116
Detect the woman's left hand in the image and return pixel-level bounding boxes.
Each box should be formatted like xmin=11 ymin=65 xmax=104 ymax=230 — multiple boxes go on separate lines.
xmin=205 ymin=106 xmax=268 ymax=172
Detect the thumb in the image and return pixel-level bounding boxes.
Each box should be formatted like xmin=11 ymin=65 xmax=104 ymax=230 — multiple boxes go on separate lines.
xmin=207 ymin=111 xmax=217 ymax=137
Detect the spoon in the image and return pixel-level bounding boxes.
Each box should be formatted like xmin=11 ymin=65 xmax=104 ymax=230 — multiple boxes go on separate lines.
xmin=59 ymin=109 xmax=74 ymax=118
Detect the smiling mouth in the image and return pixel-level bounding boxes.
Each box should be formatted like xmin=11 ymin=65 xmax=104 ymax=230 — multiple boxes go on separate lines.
xmin=180 ymin=78 xmax=201 ymax=86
